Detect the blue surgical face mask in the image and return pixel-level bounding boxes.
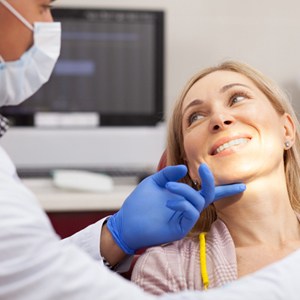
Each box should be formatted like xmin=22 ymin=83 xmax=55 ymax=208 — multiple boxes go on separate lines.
xmin=0 ymin=0 xmax=61 ymax=106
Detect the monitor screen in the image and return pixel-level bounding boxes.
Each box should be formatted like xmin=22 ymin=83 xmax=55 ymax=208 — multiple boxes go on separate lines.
xmin=1 ymin=8 xmax=164 ymax=126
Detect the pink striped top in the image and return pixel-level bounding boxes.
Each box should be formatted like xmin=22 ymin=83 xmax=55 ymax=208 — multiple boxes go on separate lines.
xmin=131 ymin=219 xmax=237 ymax=295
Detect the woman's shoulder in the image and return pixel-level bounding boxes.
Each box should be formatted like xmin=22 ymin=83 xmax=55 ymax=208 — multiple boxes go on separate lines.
xmin=134 ymin=218 xmax=233 ymax=269
xmin=162 ymin=236 xmax=200 ymax=253
xmin=131 ymin=237 xmax=201 ymax=295
xmin=131 ymin=219 xmax=237 ymax=294
xmin=207 ymin=218 xmax=235 ymax=245
xmin=133 ymin=237 xmax=200 ymax=271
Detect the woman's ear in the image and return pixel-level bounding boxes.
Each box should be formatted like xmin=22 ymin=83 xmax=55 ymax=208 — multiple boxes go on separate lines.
xmin=185 ymin=161 xmax=200 ymax=183
xmin=283 ymin=113 xmax=296 ymax=148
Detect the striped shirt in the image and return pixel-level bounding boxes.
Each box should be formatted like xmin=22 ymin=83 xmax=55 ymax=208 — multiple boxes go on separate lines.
xmin=0 ymin=114 xmax=9 ymax=138
xmin=132 ymin=219 xmax=238 ymax=295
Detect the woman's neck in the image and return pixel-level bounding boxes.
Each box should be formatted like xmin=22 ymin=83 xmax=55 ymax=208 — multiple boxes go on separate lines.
xmin=215 ymin=176 xmax=300 ymax=248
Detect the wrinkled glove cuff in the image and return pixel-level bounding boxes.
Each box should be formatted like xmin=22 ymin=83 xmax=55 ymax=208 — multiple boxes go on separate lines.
xmin=106 ymin=217 xmax=135 ymax=255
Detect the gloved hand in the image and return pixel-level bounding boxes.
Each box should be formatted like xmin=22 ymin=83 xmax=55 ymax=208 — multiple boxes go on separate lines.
xmin=107 ymin=164 xmax=246 ymax=255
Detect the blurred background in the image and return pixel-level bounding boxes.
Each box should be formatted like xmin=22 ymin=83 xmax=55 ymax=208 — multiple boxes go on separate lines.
xmin=52 ymin=0 xmax=300 ymax=118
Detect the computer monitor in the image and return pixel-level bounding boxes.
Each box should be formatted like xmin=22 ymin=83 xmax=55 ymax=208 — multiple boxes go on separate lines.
xmin=1 ymin=7 xmax=164 ymax=127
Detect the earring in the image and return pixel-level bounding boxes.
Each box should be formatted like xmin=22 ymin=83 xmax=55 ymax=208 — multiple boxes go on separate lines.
xmin=192 ymin=180 xmax=198 ymax=189
xmin=284 ymin=141 xmax=290 ymax=149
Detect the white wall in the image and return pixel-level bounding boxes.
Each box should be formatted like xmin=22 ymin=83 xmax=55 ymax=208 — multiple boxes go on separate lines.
xmin=57 ymin=0 xmax=300 ymax=117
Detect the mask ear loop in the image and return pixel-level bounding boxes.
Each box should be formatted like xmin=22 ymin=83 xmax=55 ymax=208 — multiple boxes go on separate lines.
xmin=0 ymin=0 xmax=33 ymax=31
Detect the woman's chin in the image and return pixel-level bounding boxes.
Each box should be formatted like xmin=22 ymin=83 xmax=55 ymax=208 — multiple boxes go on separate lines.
xmin=212 ymin=165 xmax=255 ymax=186
xmin=214 ymin=173 xmax=251 ymax=186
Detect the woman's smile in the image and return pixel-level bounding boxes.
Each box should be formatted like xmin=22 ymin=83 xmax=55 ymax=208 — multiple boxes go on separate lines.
xmin=210 ymin=136 xmax=252 ymax=156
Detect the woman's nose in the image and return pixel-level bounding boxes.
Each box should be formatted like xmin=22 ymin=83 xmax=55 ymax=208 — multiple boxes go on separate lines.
xmin=209 ymin=113 xmax=235 ymax=132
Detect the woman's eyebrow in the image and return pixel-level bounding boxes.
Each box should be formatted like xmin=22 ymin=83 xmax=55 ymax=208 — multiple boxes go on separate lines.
xmin=182 ymin=99 xmax=203 ymax=115
xmin=219 ymin=83 xmax=251 ymax=93
xmin=182 ymin=83 xmax=251 ymax=115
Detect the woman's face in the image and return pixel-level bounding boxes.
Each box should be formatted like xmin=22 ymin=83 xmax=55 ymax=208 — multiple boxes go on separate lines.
xmin=181 ymin=70 xmax=294 ymax=185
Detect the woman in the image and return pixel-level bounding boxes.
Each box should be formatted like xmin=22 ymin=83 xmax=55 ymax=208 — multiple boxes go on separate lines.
xmin=131 ymin=61 xmax=300 ymax=295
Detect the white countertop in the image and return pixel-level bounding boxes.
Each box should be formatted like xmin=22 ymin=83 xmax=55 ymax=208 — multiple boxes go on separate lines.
xmin=21 ymin=177 xmax=137 ymax=212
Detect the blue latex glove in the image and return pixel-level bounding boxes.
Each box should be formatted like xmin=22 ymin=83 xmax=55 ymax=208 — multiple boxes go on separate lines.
xmin=107 ymin=164 xmax=246 ymax=254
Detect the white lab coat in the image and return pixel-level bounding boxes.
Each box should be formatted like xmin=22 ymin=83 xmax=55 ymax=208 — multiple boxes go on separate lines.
xmin=0 ymin=145 xmax=152 ymax=300
xmin=0 ymin=144 xmax=300 ymax=300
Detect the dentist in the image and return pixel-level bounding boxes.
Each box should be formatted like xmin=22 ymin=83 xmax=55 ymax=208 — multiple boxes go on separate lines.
xmin=0 ymin=1 xmax=300 ymax=300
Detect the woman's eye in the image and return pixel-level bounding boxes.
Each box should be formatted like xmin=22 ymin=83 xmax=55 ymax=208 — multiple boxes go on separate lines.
xmin=231 ymin=94 xmax=246 ymax=105
xmin=188 ymin=112 xmax=204 ymax=125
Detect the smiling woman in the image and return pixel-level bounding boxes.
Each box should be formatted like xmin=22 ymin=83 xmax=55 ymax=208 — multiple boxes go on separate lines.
xmin=131 ymin=60 xmax=300 ymax=295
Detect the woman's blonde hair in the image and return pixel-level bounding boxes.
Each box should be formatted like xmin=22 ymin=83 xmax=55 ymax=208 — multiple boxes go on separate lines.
xmin=167 ymin=60 xmax=300 ymax=235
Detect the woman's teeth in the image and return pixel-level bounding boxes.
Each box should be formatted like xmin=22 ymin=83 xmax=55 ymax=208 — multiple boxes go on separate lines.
xmin=215 ymin=138 xmax=249 ymax=154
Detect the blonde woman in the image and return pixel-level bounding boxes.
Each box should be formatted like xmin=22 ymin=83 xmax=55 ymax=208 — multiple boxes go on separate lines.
xmin=132 ymin=61 xmax=300 ymax=295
